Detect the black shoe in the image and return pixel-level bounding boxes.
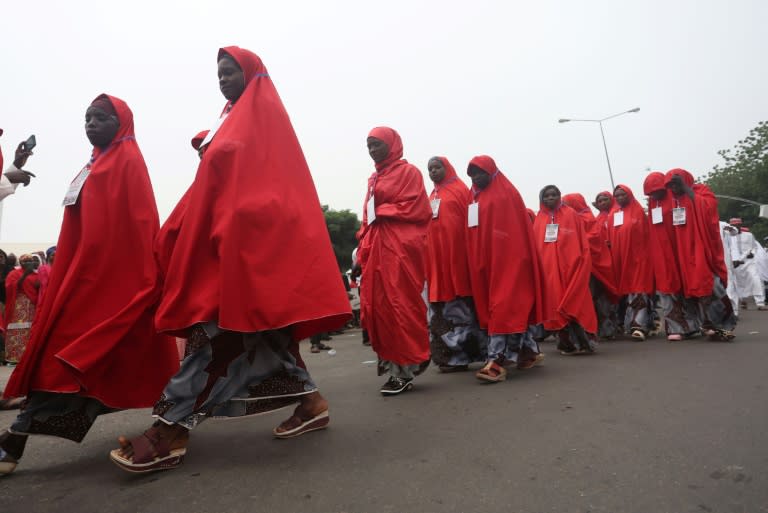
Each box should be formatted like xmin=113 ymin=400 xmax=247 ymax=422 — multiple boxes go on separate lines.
xmin=380 ymin=377 xmax=413 ymax=395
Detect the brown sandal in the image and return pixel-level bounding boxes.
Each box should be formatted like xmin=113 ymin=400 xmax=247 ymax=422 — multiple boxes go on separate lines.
xmin=109 ymin=426 xmax=187 ymax=473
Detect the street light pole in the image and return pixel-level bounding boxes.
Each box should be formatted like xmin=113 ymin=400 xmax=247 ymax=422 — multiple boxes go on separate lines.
xmin=597 ymin=121 xmax=616 ymax=190
xmin=558 ymin=107 xmax=640 ymax=191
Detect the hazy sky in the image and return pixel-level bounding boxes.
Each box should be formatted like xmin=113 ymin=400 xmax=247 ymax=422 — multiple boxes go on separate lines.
xmin=1 ymin=0 xmax=765 ymax=243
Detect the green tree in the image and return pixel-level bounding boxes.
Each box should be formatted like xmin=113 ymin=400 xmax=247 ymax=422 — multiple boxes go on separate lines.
xmin=702 ymin=120 xmax=768 ymax=244
xmin=322 ymin=205 xmax=361 ymax=271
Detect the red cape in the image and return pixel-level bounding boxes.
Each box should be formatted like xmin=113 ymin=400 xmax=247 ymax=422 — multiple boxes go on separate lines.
xmin=357 ymin=127 xmax=431 ymax=365
xmin=534 ymin=202 xmax=597 ymax=333
xmin=663 ymin=168 xmax=726 ymax=295
xmin=425 ymin=157 xmax=473 ymax=302
xmin=465 ymin=156 xmax=544 ymax=334
xmin=643 ymin=173 xmax=682 ymax=294
xmin=607 ymin=184 xmax=654 ymax=295
xmin=562 ymin=193 xmax=617 ymax=297
xmin=155 ymin=47 xmax=351 ymax=340
xmin=4 ymin=268 xmax=41 ymax=329
xmin=4 ymin=95 xmax=179 ymax=407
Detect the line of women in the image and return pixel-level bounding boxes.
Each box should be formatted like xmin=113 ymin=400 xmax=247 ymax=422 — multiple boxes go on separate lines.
xmin=0 ymin=46 xmax=352 ymax=476
xmin=357 ymin=132 xmax=738 ymax=395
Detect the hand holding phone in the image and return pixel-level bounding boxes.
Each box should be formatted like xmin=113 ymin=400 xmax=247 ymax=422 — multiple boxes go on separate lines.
xmin=23 ymin=134 xmax=36 ymax=152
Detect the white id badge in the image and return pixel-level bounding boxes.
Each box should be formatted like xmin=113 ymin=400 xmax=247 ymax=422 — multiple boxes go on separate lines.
xmin=468 ymin=202 xmax=479 ymax=227
xmin=651 ymin=206 xmax=663 ymax=225
xmin=672 ymin=207 xmax=686 ymax=225
xmin=430 ymin=198 xmax=441 ymax=219
xmin=613 ymin=210 xmax=624 ymax=227
xmin=199 ymin=113 xmax=228 ymax=147
xmin=544 ymin=223 xmax=559 ymax=242
xmin=62 ymin=166 xmax=91 ymax=206
xmin=367 ymin=195 xmax=376 ymax=223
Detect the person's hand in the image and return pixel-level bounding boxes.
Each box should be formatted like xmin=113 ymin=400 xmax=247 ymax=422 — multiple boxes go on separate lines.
xmin=746 ymin=252 xmax=754 ymax=259
xmin=13 ymin=142 xmax=33 ymax=169
xmin=733 ymin=260 xmax=743 ymax=268
xmin=4 ymin=169 xmax=35 ymax=186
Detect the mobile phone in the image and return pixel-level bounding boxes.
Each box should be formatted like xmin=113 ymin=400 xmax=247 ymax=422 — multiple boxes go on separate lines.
xmin=23 ymin=134 xmax=36 ymax=152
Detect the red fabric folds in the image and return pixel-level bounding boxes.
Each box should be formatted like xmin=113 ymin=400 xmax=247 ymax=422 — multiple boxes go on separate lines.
xmin=5 ymin=94 xmax=179 ymax=407
xmin=562 ymin=193 xmax=617 ymax=297
xmin=534 ymin=201 xmax=597 ymax=333
xmin=357 ymin=127 xmax=431 ymax=365
xmin=663 ymin=168 xmax=726 ymax=295
xmin=465 ymin=156 xmax=544 ymax=334
xmin=607 ymin=185 xmax=654 ymax=295
xmin=425 ymin=157 xmax=472 ymax=302
xmin=642 ymin=173 xmax=682 ymax=294
xmin=154 ymin=47 xmax=351 ymax=340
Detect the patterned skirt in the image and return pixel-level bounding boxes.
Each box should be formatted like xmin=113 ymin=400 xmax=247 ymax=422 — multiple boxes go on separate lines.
xmin=5 ymin=294 xmax=36 ymax=363
xmin=153 ymin=325 xmax=316 ymax=430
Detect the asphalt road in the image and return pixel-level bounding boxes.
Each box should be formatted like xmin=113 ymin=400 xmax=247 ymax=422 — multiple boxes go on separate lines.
xmin=1 ymin=311 xmax=767 ymax=513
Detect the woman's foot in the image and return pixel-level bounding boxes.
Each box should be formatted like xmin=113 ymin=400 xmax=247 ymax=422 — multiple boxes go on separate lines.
xmin=631 ymin=330 xmax=646 ymax=341
xmin=0 ymin=430 xmax=28 ymax=476
xmin=667 ymin=334 xmax=683 ymax=341
xmin=379 ymin=377 xmax=414 ymax=395
xmin=476 ymin=360 xmax=507 ymax=382
xmin=110 ymin=423 xmax=189 ymax=473
xmin=274 ymin=392 xmax=330 ymax=437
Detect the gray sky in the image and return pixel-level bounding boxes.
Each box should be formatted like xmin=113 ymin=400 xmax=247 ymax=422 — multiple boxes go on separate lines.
xmin=1 ymin=0 xmax=766 ymax=243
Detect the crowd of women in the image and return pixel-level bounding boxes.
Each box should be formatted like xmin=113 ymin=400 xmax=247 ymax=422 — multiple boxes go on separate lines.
xmin=0 ymin=45 xmax=766 ymax=478
xmin=355 ymin=131 xmax=768 ymax=394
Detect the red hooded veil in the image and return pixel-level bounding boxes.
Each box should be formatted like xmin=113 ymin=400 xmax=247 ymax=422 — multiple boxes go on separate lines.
xmin=643 ymin=172 xmax=682 ymax=294
xmin=562 ymin=192 xmax=617 ymax=297
xmin=5 ymin=95 xmax=179 ymax=407
xmin=154 ymin=47 xmax=351 ymax=340
xmin=465 ymin=156 xmax=544 ymax=334
xmin=425 ymin=157 xmax=472 ymax=302
xmin=607 ymin=184 xmax=653 ymax=295
xmin=535 ymin=190 xmax=597 ymax=333
xmin=663 ymin=168 xmax=727 ymax=295
xmin=357 ymin=127 xmax=431 ymax=365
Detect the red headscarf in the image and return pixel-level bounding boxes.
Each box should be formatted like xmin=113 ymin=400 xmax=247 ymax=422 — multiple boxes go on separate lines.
xmin=357 ymin=127 xmax=431 ymax=364
xmin=465 ymin=155 xmax=544 ymax=333
xmin=534 ymin=189 xmax=597 ymax=333
xmin=425 ymin=157 xmax=472 ymax=302
xmin=5 ymin=94 xmax=179 ymax=407
xmin=643 ymin=172 xmax=682 ymax=294
xmin=607 ymin=184 xmax=653 ymax=295
xmin=562 ymin=192 xmax=617 ymax=297
xmin=662 ymin=168 xmax=726 ymax=294
xmin=154 ymin=47 xmax=351 ymax=339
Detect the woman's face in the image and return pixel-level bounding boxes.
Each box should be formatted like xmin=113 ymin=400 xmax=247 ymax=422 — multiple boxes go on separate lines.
xmin=0 ymin=253 xmax=6 ymax=267
xmin=85 ymin=106 xmax=119 ymax=148
xmin=427 ymin=158 xmax=446 ymax=183
xmin=614 ymin=187 xmax=630 ymax=207
xmin=467 ymin=165 xmax=491 ymax=190
xmin=595 ymin=194 xmax=612 ymax=212
xmin=542 ymin=188 xmax=560 ymax=210
xmin=218 ymin=56 xmax=246 ymax=102
xmin=367 ymin=137 xmax=389 ymax=163
xmin=20 ymin=256 xmax=35 ymax=271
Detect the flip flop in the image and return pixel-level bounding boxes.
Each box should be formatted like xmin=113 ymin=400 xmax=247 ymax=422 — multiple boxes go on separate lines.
xmin=273 ymin=410 xmax=329 ymax=439
xmin=109 ymin=428 xmax=187 ymax=474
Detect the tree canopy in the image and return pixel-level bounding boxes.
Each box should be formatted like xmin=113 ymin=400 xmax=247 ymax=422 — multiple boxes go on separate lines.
xmin=322 ymin=205 xmax=361 ymax=271
xmin=702 ymin=120 xmax=768 ymax=244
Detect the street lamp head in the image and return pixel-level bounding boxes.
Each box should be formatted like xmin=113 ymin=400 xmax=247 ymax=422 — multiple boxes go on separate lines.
xmin=558 ymin=118 xmax=571 ymax=123
xmin=628 ymin=107 xmax=640 ymax=113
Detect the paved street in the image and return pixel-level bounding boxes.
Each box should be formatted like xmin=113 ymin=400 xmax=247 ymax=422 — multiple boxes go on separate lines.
xmin=1 ymin=311 xmax=767 ymax=513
